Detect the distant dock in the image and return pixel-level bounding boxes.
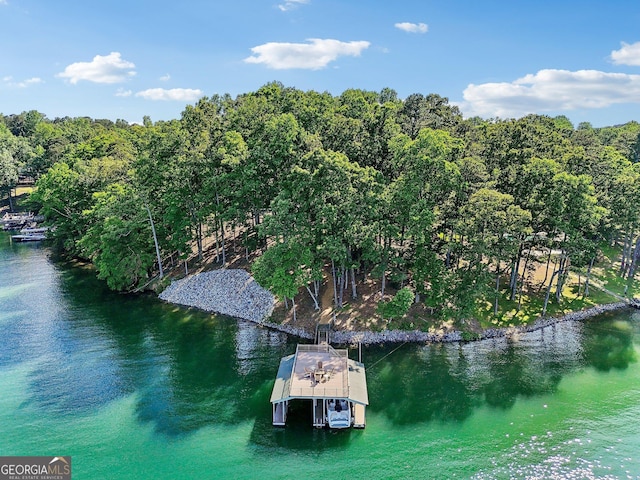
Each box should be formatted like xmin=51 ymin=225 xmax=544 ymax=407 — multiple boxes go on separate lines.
xmin=2 ymin=212 xmax=44 ymax=231
xmin=9 ymin=225 xmax=49 ymax=243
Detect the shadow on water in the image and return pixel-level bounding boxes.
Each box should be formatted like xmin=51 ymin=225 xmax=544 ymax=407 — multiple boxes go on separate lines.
xmin=581 ymin=311 xmax=638 ymax=371
xmin=482 ymin=342 xmax=563 ymax=409
xmin=367 ymin=343 xmax=479 ymax=425
xmin=366 ymin=314 xmax=639 ymax=425
xmin=248 ymin=400 xmax=357 ymax=452
xmin=366 ymin=339 xmax=566 ymax=424
xmin=18 ymin=258 xmax=297 ymax=437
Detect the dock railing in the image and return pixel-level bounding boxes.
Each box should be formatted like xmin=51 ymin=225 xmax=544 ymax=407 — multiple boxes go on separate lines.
xmin=287 ymin=386 xmax=350 ymax=399
xmin=297 ymin=344 xmax=347 ymax=357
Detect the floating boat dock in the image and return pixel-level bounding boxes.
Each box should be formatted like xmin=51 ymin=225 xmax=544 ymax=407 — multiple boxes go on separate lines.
xmin=270 ymin=343 xmax=368 ymax=429
xmin=1 ymin=212 xmax=44 ymax=231
xmin=11 ymin=233 xmax=47 ymax=242
xmin=10 ymin=226 xmax=49 ymax=242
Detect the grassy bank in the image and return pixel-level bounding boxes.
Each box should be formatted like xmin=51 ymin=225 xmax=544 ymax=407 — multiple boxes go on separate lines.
xmin=302 ymin=240 xmax=640 ymax=335
xmin=1 ymin=186 xmax=35 ymax=214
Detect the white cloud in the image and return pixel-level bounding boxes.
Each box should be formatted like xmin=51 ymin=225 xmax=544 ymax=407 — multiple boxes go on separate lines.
xmin=0 ymin=1 xmax=8 ymax=5
xmin=277 ymin=0 xmax=309 ymax=11
xmin=18 ymin=77 xmax=43 ymax=87
xmin=461 ymin=69 xmax=640 ymax=118
xmin=135 ymin=88 xmax=203 ymax=101
xmin=244 ymin=38 xmax=370 ymax=70
xmin=394 ymin=22 xmax=428 ymax=34
xmin=56 ymin=52 xmax=136 ymax=84
xmin=610 ymin=41 xmax=640 ymax=66
xmin=3 ymin=76 xmax=43 ymax=88
xmin=115 ymin=88 xmax=132 ymax=97
xmin=159 ymin=74 xmax=171 ymax=81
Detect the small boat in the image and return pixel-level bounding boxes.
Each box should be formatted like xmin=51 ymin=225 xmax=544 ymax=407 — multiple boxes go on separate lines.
xmin=326 ymin=399 xmax=352 ymax=429
xmin=2 ymin=212 xmax=35 ymax=231
xmin=11 ymin=233 xmax=47 ymax=242
xmin=11 ymin=226 xmax=49 ymax=242
xmin=19 ymin=227 xmax=49 ymax=235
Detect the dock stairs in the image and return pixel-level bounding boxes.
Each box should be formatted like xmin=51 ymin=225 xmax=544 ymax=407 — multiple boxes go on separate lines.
xmin=315 ymin=322 xmax=332 ymax=345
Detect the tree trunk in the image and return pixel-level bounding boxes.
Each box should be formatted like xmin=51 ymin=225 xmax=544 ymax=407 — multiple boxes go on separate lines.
xmin=541 ymin=246 xmax=553 ymax=289
xmin=620 ymin=233 xmax=632 ymax=277
xmin=292 ymin=297 xmax=296 ymax=323
xmin=554 ymin=257 xmax=564 ymax=303
xmin=337 ymin=269 xmax=342 ymax=308
xmin=577 ymin=271 xmax=582 ymax=296
xmin=584 ymin=256 xmax=595 ymax=297
xmin=380 ymin=238 xmax=390 ymax=297
xmin=509 ymin=258 xmax=518 ymax=301
xmin=305 ymin=285 xmax=320 ymax=310
xmin=627 ymin=235 xmax=640 ymax=279
xmin=509 ymin=243 xmax=522 ymax=295
xmin=195 ymin=221 xmax=203 ymax=261
xmin=619 ymin=235 xmax=627 ymax=275
xmin=445 ymin=229 xmax=453 ymax=268
xmin=214 ymin=224 xmax=220 ymax=262
xmin=457 ymin=236 xmax=464 ymax=270
xmin=512 ymin=242 xmax=525 ymax=300
xmin=343 ymin=266 xmax=348 ymax=298
xmin=545 ymin=254 xmax=559 ymax=293
xmin=220 ymin=218 xmax=226 ymax=265
xmin=331 ymin=259 xmax=338 ymax=307
xmin=7 ymin=187 xmax=14 ymax=212
xmin=350 ymin=267 xmax=357 ymax=299
xmin=542 ymin=269 xmax=561 ymax=316
xmin=555 ymin=253 xmax=568 ymax=303
xmin=337 ymin=267 xmax=345 ymax=309
xmin=517 ymin=246 xmax=533 ymax=311
xmin=214 ymin=192 xmax=226 ymax=265
xmin=494 ymin=271 xmax=500 ymax=316
xmin=145 ymin=205 xmax=163 ymax=279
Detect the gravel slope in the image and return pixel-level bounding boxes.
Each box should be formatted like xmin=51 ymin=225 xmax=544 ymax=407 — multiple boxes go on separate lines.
xmin=159 ymin=269 xmax=275 ymax=322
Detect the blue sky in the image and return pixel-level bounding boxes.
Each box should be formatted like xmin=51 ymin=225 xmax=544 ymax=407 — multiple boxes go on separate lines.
xmin=2 ymin=0 xmax=640 ymax=127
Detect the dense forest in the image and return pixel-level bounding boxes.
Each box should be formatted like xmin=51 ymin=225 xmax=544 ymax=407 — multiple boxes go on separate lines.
xmin=2 ymin=82 xmax=640 ymax=326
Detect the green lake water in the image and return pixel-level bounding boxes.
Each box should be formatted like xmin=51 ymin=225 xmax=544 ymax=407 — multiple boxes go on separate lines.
xmin=1 ymin=231 xmax=639 ymax=479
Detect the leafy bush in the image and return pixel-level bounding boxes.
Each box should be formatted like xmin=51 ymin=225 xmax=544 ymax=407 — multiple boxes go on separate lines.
xmin=377 ymin=287 xmax=414 ymax=321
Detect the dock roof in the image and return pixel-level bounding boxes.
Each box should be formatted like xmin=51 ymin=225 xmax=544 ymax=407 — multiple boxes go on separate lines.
xmin=270 ymin=344 xmax=368 ymax=406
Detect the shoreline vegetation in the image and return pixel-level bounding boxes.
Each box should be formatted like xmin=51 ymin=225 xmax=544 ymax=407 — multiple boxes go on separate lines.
xmin=2 ymin=84 xmax=640 ymax=337
xmin=157 ymin=268 xmax=635 ymax=345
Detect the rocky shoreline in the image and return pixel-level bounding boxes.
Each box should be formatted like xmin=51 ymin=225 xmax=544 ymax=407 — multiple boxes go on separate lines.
xmin=159 ymin=269 xmax=633 ymax=345
xmin=159 ymin=269 xmax=276 ymax=323
xmin=330 ymin=301 xmax=630 ymax=345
